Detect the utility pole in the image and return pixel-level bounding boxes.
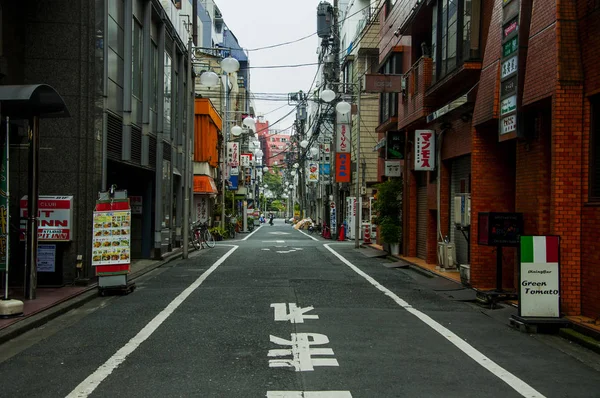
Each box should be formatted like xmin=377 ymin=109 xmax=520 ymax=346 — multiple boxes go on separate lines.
xmin=332 ymin=0 xmax=340 ymax=239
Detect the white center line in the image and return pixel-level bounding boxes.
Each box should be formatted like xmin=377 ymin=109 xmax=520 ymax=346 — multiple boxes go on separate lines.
xmin=324 ymin=244 xmax=545 ymax=398
xmin=65 ymin=246 xmax=238 ymax=398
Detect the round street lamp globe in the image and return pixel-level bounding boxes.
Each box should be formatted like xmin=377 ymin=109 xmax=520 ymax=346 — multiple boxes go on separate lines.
xmin=310 ymin=147 xmax=319 ymax=156
xmin=243 ymin=117 xmax=256 ymax=128
xmin=221 ymin=56 xmax=240 ymax=73
xmin=231 ymin=125 xmax=243 ymax=137
xmin=199 ymin=71 xmax=219 ymax=87
xmin=255 ymin=149 xmax=263 ymax=157
xmin=263 ymin=166 xmax=269 ymax=172
xmin=293 ymin=163 xmax=299 ymax=169
xmin=300 ymin=140 xmax=309 ymax=148
xmin=336 ymin=101 xmax=352 ymax=114
xmin=320 ymin=89 xmax=336 ymax=103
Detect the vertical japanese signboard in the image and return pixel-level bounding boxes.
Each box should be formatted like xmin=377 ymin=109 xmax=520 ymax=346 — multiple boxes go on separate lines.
xmin=519 ymin=236 xmax=560 ymax=318
xmin=499 ymin=0 xmax=521 ymax=141
xmin=336 ymin=112 xmax=351 ymax=153
xmin=414 ymin=130 xmax=435 ymax=171
xmin=308 ymin=162 xmax=319 ymax=182
xmin=335 ymin=153 xmax=351 ymax=182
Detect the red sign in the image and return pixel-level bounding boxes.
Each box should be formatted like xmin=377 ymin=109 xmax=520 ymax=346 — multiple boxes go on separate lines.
xmin=20 ymin=196 xmax=74 ymax=241
xmin=414 ymin=130 xmax=435 ymax=171
xmin=335 ymin=153 xmax=351 ymax=182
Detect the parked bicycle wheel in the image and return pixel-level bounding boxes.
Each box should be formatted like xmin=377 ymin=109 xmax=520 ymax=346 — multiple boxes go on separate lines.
xmin=191 ymin=229 xmax=201 ymax=250
xmin=204 ymin=230 xmax=216 ymax=248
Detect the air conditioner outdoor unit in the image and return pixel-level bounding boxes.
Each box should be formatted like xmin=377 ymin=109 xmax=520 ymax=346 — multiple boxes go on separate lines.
xmin=437 ymin=242 xmax=457 ymax=269
xmin=453 ymin=194 xmax=471 ymax=227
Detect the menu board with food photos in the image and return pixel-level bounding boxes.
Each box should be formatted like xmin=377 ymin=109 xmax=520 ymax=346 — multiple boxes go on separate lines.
xmin=91 ymin=210 xmax=131 ymax=266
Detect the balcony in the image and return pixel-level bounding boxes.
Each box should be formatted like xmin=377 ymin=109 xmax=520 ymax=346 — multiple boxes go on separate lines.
xmin=425 ymin=60 xmax=482 ymax=111
xmin=355 ymin=6 xmax=379 ymax=54
xmin=398 ymin=56 xmax=434 ymax=130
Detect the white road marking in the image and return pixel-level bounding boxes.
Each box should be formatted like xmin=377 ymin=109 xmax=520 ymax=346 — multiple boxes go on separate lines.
xmin=263 ymin=240 xmax=286 ymax=243
xmin=271 ymin=303 xmax=319 ymax=323
xmin=270 ymin=231 xmax=291 ymax=235
xmin=242 ymin=225 xmax=261 ymax=240
xmin=65 ymin=246 xmax=239 ymax=398
xmin=299 ymin=229 xmax=319 ymax=241
xmin=268 ymin=333 xmax=339 ymax=371
xmin=324 ymin=244 xmax=545 ymax=398
xmin=267 ymin=392 xmax=352 ymax=397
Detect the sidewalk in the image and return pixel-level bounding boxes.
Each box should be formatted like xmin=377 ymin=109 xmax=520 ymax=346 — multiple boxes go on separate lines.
xmin=366 ymin=242 xmax=600 ymax=354
xmin=0 ymin=248 xmax=183 ymax=345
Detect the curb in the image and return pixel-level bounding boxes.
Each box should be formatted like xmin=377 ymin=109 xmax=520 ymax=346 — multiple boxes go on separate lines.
xmin=559 ymin=328 xmax=600 ymax=355
xmin=0 ymin=251 xmax=184 ymax=346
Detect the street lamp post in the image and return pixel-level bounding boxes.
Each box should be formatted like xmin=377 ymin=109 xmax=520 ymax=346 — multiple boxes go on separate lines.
xmin=321 ymin=83 xmax=361 ymax=248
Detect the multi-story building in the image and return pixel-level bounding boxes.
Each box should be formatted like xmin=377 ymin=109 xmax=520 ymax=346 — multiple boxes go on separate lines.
xmin=379 ymin=0 xmax=600 ymax=320
xmin=0 ymin=0 xmax=215 ymax=291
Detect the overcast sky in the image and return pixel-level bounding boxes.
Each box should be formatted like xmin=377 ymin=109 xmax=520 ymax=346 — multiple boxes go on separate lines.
xmin=215 ymin=0 xmax=323 ymax=131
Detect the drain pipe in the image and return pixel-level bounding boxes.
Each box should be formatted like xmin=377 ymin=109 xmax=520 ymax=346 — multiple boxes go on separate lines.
xmin=436 ymin=129 xmax=446 ymax=244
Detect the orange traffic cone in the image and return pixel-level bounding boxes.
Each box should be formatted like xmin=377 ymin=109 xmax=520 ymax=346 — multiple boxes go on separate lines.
xmin=338 ymin=225 xmax=345 ymax=241
xmin=363 ymin=225 xmax=371 ymax=244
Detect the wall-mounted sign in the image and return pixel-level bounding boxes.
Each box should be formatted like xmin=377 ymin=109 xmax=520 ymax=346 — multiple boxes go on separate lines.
xmin=501 ymin=95 xmax=517 ymax=115
xmin=501 ymin=55 xmax=518 ymax=78
xmin=501 ymin=75 xmax=518 ymax=97
xmin=503 ymin=36 xmax=519 ymax=58
xmin=240 ymin=154 xmax=251 ymax=167
xmin=414 ymin=130 xmax=435 ymax=171
xmin=519 ymin=236 xmax=560 ymax=318
xmin=385 ymin=160 xmax=402 ymax=177
xmin=364 ymin=74 xmax=403 ymax=93
xmin=501 ymin=114 xmax=517 ymax=134
xmin=130 ymin=196 xmax=142 ymax=215
xmin=335 ymin=153 xmax=351 ymax=182
xmin=320 ymin=163 xmax=331 ymax=175
xmin=20 ymin=196 xmax=74 ymax=241
xmin=37 ymin=244 xmax=56 ymax=273
xmin=503 ymin=18 xmax=519 ymax=39
xmin=227 ymin=142 xmax=239 ymax=167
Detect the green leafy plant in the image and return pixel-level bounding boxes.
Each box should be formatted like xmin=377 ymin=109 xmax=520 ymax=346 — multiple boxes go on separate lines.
xmin=209 ymin=226 xmax=226 ymax=241
xmin=373 ymin=178 xmax=403 ymax=244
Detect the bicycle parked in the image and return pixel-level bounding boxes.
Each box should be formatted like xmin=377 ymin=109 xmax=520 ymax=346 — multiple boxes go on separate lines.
xmin=190 ymin=221 xmax=215 ymax=249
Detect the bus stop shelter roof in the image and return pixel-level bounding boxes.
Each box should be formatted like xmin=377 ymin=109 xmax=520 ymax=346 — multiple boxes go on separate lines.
xmin=0 ymin=84 xmax=70 ymax=119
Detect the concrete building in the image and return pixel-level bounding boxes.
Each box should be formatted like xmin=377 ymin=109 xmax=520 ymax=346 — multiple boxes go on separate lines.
xmin=0 ymin=0 xmax=195 ymax=289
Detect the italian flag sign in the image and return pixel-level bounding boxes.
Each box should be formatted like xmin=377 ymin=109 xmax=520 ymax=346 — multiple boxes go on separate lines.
xmin=519 ymin=236 xmax=560 ymax=318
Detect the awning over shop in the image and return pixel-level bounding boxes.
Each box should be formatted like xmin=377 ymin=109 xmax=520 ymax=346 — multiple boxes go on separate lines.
xmin=426 ymin=84 xmax=478 ymax=124
xmin=0 ymin=84 xmax=70 ymax=119
xmin=193 ymin=175 xmax=218 ymax=194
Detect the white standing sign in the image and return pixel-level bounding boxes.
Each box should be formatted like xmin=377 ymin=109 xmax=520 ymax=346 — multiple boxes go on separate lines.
xmin=414 ymin=130 xmax=435 ymax=171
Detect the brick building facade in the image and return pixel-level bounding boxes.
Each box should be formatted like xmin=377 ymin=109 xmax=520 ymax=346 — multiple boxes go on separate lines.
xmin=378 ymin=0 xmax=600 ymax=318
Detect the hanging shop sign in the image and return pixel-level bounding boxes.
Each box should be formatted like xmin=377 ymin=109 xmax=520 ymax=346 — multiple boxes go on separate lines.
xmin=330 ymin=202 xmax=337 ymax=232
xmin=336 ymin=121 xmax=350 ymax=153
xmin=91 ymin=209 xmax=131 ymax=266
xmin=308 ymin=162 xmax=319 ymax=182
xmin=519 ymin=236 xmax=560 ymax=318
xmin=240 ymin=154 xmax=251 ymax=167
xmin=414 ymin=130 xmax=435 ymax=171
xmin=386 ymin=131 xmax=404 ymax=159
xmin=500 ymin=95 xmax=517 ymax=115
xmin=20 ymin=196 xmax=74 ymax=241
xmin=319 ymin=163 xmax=330 ymax=175
xmin=501 ymin=114 xmax=517 ymax=134
xmin=335 ymin=153 xmax=351 ymax=182
xmin=227 ymin=142 xmax=239 ymax=167
xmin=364 ymin=74 xmax=403 ymax=93
xmin=385 ymin=160 xmax=402 ymax=177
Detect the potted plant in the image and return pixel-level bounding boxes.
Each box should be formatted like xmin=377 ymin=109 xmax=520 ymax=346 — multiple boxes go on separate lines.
xmin=209 ymin=226 xmax=226 ymax=241
xmin=379 ymin=217 xmax=401 ymax=255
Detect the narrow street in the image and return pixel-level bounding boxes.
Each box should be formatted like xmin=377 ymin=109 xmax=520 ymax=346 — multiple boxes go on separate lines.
xmin=1 ymin=221 xmax=599 ymax=398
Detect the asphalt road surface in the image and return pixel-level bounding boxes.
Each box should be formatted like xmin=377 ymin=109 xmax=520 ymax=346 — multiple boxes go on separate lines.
xmin=1 ymin=219 xmax=599 ymax=398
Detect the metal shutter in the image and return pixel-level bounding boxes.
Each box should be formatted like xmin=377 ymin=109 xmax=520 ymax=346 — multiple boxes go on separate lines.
xmin=449 ymin=155 xmax=471 ymax=265
xmin=131 ymin=125 xmax=142 ymax=165
xmin=417 ymin=185 xmax=428 ymax=260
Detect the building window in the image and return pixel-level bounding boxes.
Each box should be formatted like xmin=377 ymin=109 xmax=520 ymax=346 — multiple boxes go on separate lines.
xmin=379 ymin=53 xmax=401 ymax=124
xmin=591 ymin=95 xmax=600 ymax=200
xmin=164 ymin=51 xmax=172 ymax=135
xmin=431 ymin=0 xmax=480 ymax=82
xmin=132 ymin=20 xmax=143 ymax=99
xmin=151 ymin=41 xmax=158 ymax=110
